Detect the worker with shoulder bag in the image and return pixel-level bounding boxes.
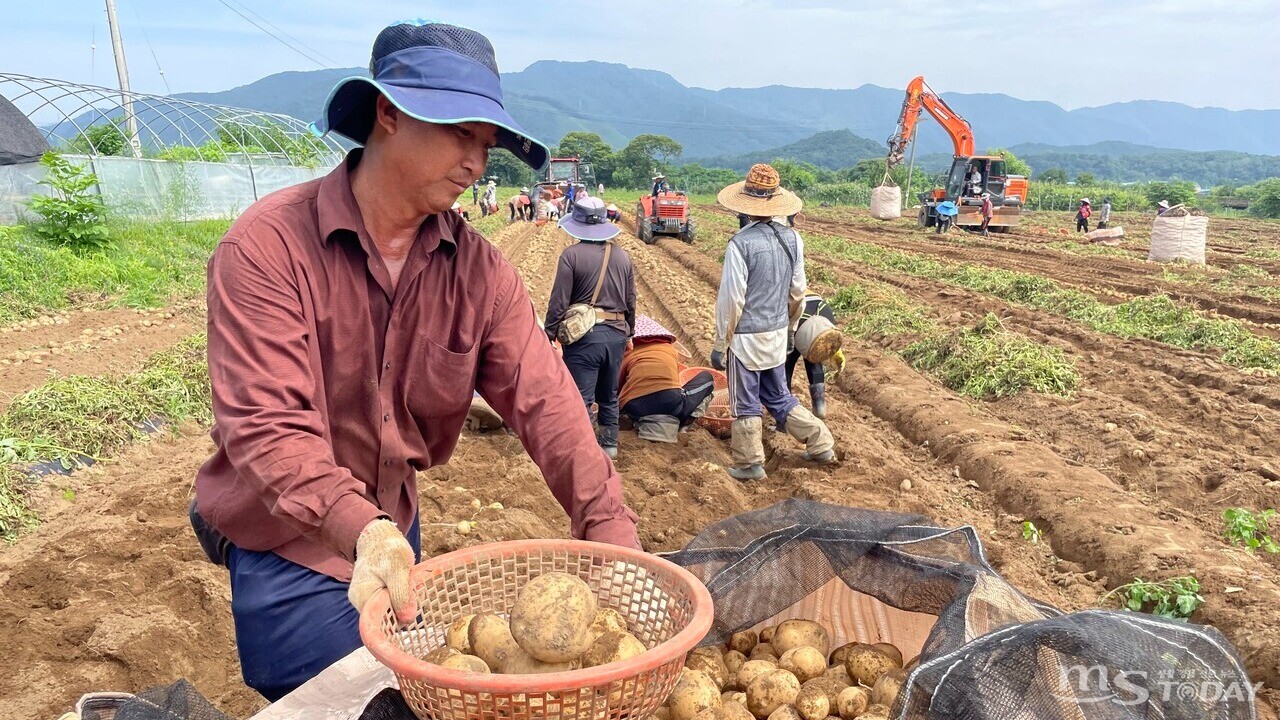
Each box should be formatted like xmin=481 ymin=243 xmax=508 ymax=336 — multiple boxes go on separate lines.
xmin=546 ymin=196 xmax=637 ymax=459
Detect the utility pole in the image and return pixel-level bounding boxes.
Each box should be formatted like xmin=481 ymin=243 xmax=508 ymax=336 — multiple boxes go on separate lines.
xmin=104 ymin=0 xmax=141 ymax=157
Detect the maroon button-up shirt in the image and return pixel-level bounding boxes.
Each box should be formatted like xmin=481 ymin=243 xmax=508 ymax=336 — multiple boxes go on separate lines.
xmin=196 ymin=152 xmax=640 ymax=581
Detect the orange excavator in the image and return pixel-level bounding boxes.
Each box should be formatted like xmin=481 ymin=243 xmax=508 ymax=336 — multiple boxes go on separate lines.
xmin=887 ymin=75 xmax=1028 ymax=232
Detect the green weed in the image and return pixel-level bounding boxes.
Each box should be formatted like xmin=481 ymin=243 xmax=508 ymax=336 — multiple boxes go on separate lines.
xmin=828 ymin=284 xmax=935 ymax=338
xmin=1022 ymin=521 xmax=1042 ymax=544
xmin=1223 ymin=508 xmax=1280 ymax=553
xmin=1104 ymin=576 xmax=1204 ymax=621
xmin=902 ymin=314 xmax=1079 ymax=399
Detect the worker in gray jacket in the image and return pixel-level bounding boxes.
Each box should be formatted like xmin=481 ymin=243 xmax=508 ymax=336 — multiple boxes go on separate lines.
xmin=711 ymin=164 xmax=836 ymax=481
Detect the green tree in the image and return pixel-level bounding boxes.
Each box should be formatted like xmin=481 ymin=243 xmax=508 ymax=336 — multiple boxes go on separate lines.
xmin=484 ymin=148 xmax=535 ymax=186
xmin=988 ymin=148 xmax=1032 ymax=177
xmin=27 ymin=152 xmax=111 ymax=251
xmin=612 ymin=134 xmax=683 ymax=189
xmin=1038 ymin=167 xmax=1068 ymax=184
xmin=555 ymin=132 xmax=616 ymax=185
xmin=669 ymin=164 xmax=740 ymax=195
xmin=65 ymin=119 xmax=129 ymax=157
xmin=1246 ymin=178 xmax=1280 ymax=219
xmin=214 ymin=118 xmax=328 ymax=167
xmin=1074 ymin=172 xmax=1097 ymax=186
xmin=1145 ymin=180 xmax=1198 ymax=208
xmin=771 ymin=158 xmax=819 ymax=194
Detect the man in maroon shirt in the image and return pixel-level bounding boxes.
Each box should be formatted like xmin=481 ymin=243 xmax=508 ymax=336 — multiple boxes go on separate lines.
xmin=191 ymin=21 xmax=640 ymax=700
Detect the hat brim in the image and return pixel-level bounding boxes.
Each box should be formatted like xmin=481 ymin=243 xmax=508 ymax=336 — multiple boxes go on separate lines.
xmin=558 ymin=215 xmax=620 ymax=241
xmin=311 ymin=76 xmax=549 ymax=172
xmin=717 ymin=181 xmax=803 ymax=218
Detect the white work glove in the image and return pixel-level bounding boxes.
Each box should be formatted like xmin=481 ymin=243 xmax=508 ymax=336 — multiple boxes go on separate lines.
xmin=348 ymin=519 xmax=417 ymax=624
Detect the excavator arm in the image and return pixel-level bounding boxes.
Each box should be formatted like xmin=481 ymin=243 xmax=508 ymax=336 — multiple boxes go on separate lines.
xmin=886 ymin=76 xmax=975 ymax=167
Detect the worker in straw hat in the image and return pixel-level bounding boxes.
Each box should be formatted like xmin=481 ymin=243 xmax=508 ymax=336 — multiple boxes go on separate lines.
xmin=619 ymin=314 xmax=716 ymax=443
xmin=786 ymin=294 xmax=845 ymax=419
xmin=711 ymin=163 xmax=837 ymax=481
xmin=191 ymin=21 xmax=639 ymax=701
xmin=545 ymin=195 xmax=636 ymax=459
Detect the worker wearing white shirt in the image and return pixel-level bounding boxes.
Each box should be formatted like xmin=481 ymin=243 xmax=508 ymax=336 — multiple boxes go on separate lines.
xmin=711 ymin=164 xmax=836 ymax=481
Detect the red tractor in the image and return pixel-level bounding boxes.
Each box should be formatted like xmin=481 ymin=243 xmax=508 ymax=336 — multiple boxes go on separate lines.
xmin=636 ymin=190 xmax=696 ymax=244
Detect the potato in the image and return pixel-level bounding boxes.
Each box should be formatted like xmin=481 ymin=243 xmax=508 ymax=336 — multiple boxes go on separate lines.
xmin=510 ymin=572 xmax=598 ymax=663
xmin=729 ymin=630 xmax=759 ymax=655
xmin=687 ymin=647 xmax=731 ymax=689
xmin=844 ymin=646 xmax=899 ymax=688
xmin=696 ymin=705 xmax=755 ymax=720
xmin=750 ymin=642 xmax=777 ymax=659
xmin=582 ymin=630 xmax=647 ymax=667
xmin=590 ymin=607 xmax=631 ymax=642
xmin=828 ymin=642 xmax=862 ymax=668
xmin=746 ymin=669 xmax=801 ymax=719
xmin=772 ymin=620 xmax=830 ymax=657
xmin=503 ymin=647 xmax=576 ymax=674
xmin=425 ymin=646 xmax=461 ymax=664
xmin=669 ymin=668 xmax=722 ymax=720
xmin=779 ymin=647 xmax=827 ymax=683
xmin=654 ymin=706 xmax=673 ymax=720
xmin=469 ymin=612 xmax=522 ymax=671
xmin=800 ymin=677 xmax=844 ymax=707
xmin=766 ymin=707 xmax=803 ymax=720
xmin=870 ymin=644 xmax=902 ymax=668
xmin=870 ymin=669 xmax=906 ymax=709
xmin=735 ymin=660 xmax=778 ymax=691
xmin=722 ymin=691 xmax=747 ymax=705
xmin=835 ymin=687 xmax=869 ymax=720
xmin=794 ymin=683 xmax=831 ymax=720
xmin=446 ymin=614 xmax=476 ymax=654
xmin=758 ymin=626 xmax=777 ymax=644
xmin=821 ymin=666 xmax=853 ymax=687
xmin=439 ymin=653 xmax=490 ymax=673
xmin=858 ymin=704 xmax=889 ymax=719
xmin=725 ymin=650 xmax=747 ymax=676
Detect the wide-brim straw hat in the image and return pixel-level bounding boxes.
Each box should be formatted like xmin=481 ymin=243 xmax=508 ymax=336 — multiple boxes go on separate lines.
xmin=718 ymin=163 xmax=803 ymax=218
xmin=795 ymin=316 xmax=843 ymax=363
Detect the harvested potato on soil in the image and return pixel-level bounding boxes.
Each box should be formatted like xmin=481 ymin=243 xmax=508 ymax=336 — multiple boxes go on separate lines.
xmin=509 ymin=572 xmax=598 ymax=663
xmin=870 ymin=643 xmax=902 ymax=667
xmin=828 ymin=642 xmax=861 ymax=668
xmin=669 ymin=668 xmax=723 ymax=720
xmin=835 ymin=686 xmax=869 ymax=720
xmin=687 ymin=648 xmax=731 ymax=689
xmin=844 ymin=646 xmax=899 ymax=688
xmin=582 ymin=630 xmax=647 ymax=667
xmin=870 ymin=668 xmax=906 ymax=708
xmin=446 ymin=614 xmax=476 ymax=654
xmin=750 ymin=642 xmax=777 ymax=659
xmin=772 ymin=620 xmax=830 ymax=657
xmin=654 ymin=706 xmax=672 ymax=720
xmin=801 ymin=676 xmax=845 ymax=706
xmin=729 ymin=630 xmax=759 ymax=655
xmin=794 ymin=683 xmax=831 ymax=720
xmin=590 ymin=607 xmax=631 ymax=641
xmin=858 ymin=704 xmax=890 ymax=719
xmin=696 ymin=704 xmax=755 ymax=720
xmin=746 ymin=669 xmax=802 ymax=719
xmin=822 ymin=665 xmax=853 ymax=687
xmin=722 ymin=691 xmax=747 ymax=704
xmin=779 ymin=646 xmax=826 ymax=683
xmin=503 ymin=648 xmax=577 ymax=674
xmin=425 ymin=646 xmax=461 ymax=664
xmin=440 ymin=653 xmax=491 ymax=673
xmin=468 ymin=612 xmax=522 ymax=672
xmin=766 ymin=706 xmax=803 ymax=720
xmin=724 ymin=649 xmax=747 ymax=675
xmin=758 ymin=626 xmax=777 ymax=644
xmin=735 ymin=659 xmax=778 ymax=691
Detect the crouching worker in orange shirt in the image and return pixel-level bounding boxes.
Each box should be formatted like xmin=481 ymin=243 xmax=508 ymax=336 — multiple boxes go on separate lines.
xmin=618 ymin=316 xmax=715 ymax=442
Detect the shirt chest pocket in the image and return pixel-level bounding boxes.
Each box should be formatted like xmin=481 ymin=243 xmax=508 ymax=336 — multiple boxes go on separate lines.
xmin=404 ymin=333 xmax=478 ymax=420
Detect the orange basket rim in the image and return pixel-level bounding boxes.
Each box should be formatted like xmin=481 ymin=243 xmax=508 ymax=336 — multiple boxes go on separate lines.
xmin=358 ymin=539 xmax=714 ymax=695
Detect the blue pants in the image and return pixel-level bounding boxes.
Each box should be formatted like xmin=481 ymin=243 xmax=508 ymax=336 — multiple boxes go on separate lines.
xmin=228 ymin=516 xmax=421 ymax=701
xmin=727 ymin=352 xmax=799 ymax=428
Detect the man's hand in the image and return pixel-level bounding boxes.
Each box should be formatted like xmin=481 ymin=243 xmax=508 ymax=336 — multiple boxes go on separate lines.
xmin=348 ymin=519 xmax=416 ymax=624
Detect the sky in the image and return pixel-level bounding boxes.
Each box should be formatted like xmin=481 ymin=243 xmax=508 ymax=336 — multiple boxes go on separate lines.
xmin=2 ymin=0 xmax=1277 ymax=111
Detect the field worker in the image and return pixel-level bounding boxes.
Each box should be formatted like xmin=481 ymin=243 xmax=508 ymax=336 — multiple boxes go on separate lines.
xmin=530 ymin=183 xmax=543 ymax=222
xmin=482 ymin=179 xmax=497 ymax=217
xmin=651 ymin=174 xmax=668 ymax=221
xmin=606 ymin=203 xmax=621 ymax=222
xmin=1099 ymin=198 xmax=1112 ymax=229
xmin=785 ymin=294 xmax=845 ymax=419
xmin=598 ymin=182 xmax=605 ymax=196
xmin=565 ymin=181 xmax=577 ymax=210
xmin=618 ymin=315 xmax=715 ymax=442
xmin=471 ymin=180 xmax=479 ymax=206
xmin=1076 ymin=198 xmax=1092 ymax=232
xmin=979 ymin=192 xmax=994 ymax=236
xmin=711 ymin=163 xmax=836 ymax=481
xmin=191 ymin=21 xmax=640 ymax=701
xmin=545 ymin=196 xmax=637 ymax=459
xmin=1157 ymin=199 xmax=1170 ymax=216
xmin=967 ymin=164 xmax=983 ymax=196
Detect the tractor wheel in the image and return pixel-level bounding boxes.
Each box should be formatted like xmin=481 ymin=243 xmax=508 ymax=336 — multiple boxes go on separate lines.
xmin=917 ymin=206 xmax=930 ymax=228
xmin=640 ymin=220 xmax=655 ymax=245
xmin=680 ymin=218 xmax=697 ymax=244
xmin=635 ymin=203 xmax=646 ymax=239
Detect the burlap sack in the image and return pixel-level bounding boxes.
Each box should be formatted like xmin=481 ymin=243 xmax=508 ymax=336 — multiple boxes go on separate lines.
xmin=1148 ymin=210 xmax=1208 ymax=264
xmin=870 ymin=184 xmax=902 ymax=220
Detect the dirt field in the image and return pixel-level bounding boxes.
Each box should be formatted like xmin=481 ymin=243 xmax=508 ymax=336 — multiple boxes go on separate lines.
xmin=1 ymin=207 xmax=1277 ymax=718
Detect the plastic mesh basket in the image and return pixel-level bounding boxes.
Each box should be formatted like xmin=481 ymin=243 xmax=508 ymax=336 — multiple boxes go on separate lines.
xmin=679 ymin=367 xmax=730 ymax=435
xmin=359 ymin=540 xmax=714 ymax=720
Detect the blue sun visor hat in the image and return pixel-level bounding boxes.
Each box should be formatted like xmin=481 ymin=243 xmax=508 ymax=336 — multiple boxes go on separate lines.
xmin=312 ymin=21 xmax=549 ymax=171
xmin=559 ymin=196 xmax=620 ymax=241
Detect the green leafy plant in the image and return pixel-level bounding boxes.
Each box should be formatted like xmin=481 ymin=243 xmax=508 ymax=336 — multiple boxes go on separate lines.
xmin=1104 ymin=576 xmax=1204 ymax=620
xmin=27 ymin=152 xmax=111 ymax=251
xmin=1022 ymin=521 xmax=1042 ymax=544
xmin=1223 ymin=508 xmax=1280 ymax=553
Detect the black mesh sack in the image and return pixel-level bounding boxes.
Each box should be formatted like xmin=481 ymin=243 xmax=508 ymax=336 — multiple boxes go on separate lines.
xmin=665 ymin=499 xmax=1258 ymax=719
xmin=80 ymin=679 xmax=232 ymax=720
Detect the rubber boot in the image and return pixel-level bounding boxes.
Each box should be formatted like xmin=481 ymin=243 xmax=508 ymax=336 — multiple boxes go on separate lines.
xmin=810 ymin=383 xmax=827 ymax=420
xmin=785 ymin=406 xmax=836 ymax=464
xmin=728 ymin=417 xmax=766 ymax=481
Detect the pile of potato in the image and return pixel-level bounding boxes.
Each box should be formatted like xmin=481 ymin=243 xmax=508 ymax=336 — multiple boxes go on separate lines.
xmin=656 ymin=620 xmax=912 ymax=720
xmin=425 ymin=572 xmax=649 ymax=674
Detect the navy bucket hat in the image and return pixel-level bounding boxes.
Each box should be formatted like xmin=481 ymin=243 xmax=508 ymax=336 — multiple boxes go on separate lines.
xmin=559 ymin=196 xmax=620 ymax=242
xmin=312 ymin=21 xmax=549 ymax=171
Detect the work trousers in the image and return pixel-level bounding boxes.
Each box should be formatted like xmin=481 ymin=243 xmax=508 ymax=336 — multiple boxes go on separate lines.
xmin=622 ymin=370 xmax=715 ymax=426
xmin=562 ymin=326 xmax=627 ymax=446
xmin=727 ymin=352 xmax=799 ymax=427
